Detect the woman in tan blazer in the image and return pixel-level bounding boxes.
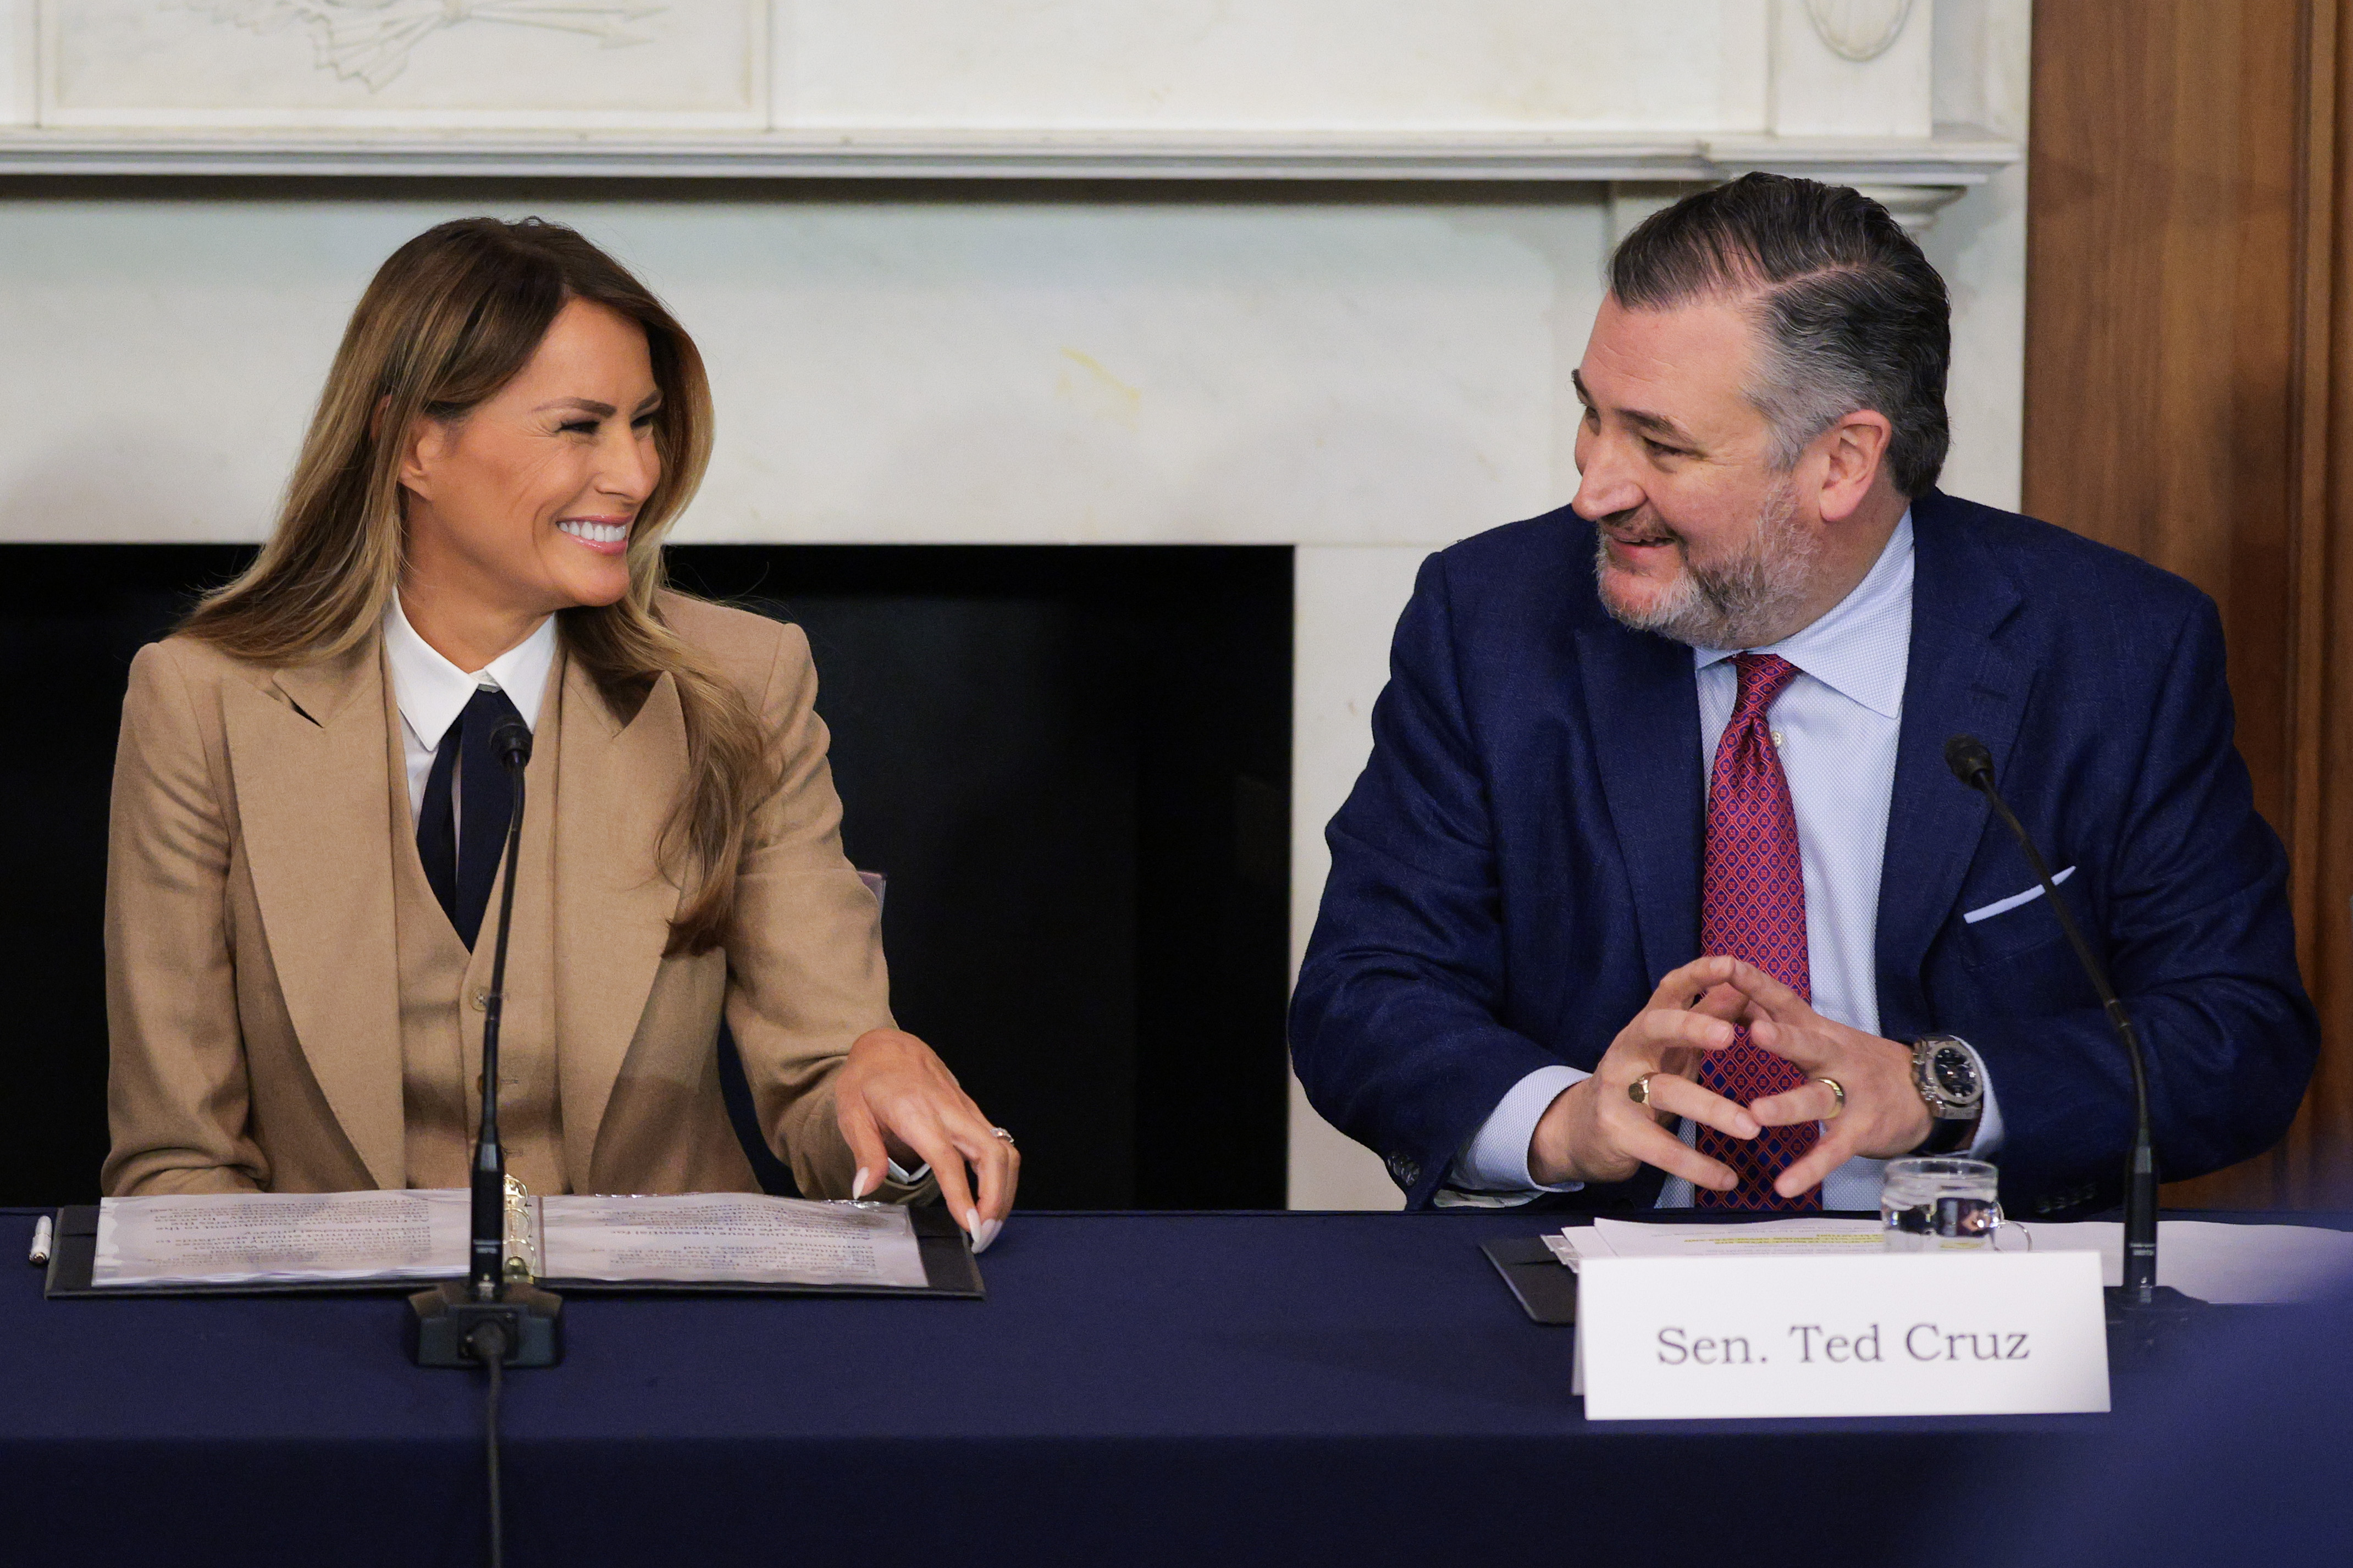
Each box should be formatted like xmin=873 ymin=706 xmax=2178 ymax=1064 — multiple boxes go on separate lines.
xmin=104 ymin=217 xmax=1018 ymax=1249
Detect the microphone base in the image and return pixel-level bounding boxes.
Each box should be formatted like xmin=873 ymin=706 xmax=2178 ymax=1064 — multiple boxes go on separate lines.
xmin=2104 ymin=1283 xmax=2211 ymax=1368
xmin=407 ymin=1280 xmax=565 ymax=1369
xmin=2103 ymin=1282 xmax=2209 ymax=1320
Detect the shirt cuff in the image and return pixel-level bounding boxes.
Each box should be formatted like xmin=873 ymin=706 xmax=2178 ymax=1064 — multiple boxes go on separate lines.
xmin=1447 ymin=1064 xmax=1590 ymax=1194
xmin=1965 ymin=1056 xmax=2005 ymax=1159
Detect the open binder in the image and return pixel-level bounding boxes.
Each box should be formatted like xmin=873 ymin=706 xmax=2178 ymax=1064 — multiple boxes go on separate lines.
xmin=43 ymin=1197 xmax=984 ymax=1301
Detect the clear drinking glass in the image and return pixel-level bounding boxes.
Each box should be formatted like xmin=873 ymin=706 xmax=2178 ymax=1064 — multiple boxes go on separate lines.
xmin=1880 ymin=1156 xmax=2006 ymax=1251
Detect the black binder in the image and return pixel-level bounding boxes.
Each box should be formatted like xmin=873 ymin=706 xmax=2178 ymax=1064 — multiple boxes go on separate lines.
xmin=1482 ymin=1235 xmax=1577 ymax=1325
xmin=42 ymin=1203 xmax=984 ymax=1301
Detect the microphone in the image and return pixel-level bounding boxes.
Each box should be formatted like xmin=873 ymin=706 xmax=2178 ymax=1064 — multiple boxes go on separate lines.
xmin=465 ymin=718 xmax=533 ymax=1301
xmin=411 ymin=714 xmax=564 ymax=1368
xmin=1942 ymin=734 xmax=2184 ymax=1321
xmin=490 ymin=717 xmax=532 ymax=774
xmin=1942 ymin=733 xmax=1994 ymax=792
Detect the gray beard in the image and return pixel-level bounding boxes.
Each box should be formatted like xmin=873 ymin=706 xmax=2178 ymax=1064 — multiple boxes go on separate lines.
xmin=1594 ymin=483 xmax=1821 ymax=649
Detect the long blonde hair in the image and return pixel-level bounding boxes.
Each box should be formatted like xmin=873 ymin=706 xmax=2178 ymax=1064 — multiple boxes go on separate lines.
xmin=183 ymin=216 xmax=769 ymax=955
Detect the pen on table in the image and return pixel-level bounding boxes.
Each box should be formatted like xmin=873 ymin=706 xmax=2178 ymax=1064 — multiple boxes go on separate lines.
xmin=27 ymin=1214 xmax=52 ymax=1267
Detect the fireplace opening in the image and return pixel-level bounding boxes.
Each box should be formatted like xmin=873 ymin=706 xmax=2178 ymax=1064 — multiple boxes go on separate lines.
xmin=0 ymin=544 xmax=1293 ymax=1210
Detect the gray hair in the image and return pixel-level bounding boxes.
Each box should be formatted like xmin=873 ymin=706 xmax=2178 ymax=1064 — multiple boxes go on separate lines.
xmin=1609 ymin=173 xmax=1951 ymax=496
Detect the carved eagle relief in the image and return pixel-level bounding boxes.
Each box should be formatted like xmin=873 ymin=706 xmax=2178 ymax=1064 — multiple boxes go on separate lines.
xmin=185 ymin=1 xmax=664 ymax=92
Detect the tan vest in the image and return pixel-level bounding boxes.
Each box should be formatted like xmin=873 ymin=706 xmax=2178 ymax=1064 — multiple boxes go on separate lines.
xmin=382 ymin=646 xmax=569 ymax=1194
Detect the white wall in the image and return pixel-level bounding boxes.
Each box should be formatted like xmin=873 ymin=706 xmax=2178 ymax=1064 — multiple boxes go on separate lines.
xmin=0 ymin=192 xmax=1605 ymax=547
xmin=1926 ymin=0 xmax=2031 ymax=517
xmin=0 ymin=0 xmax=2031 ymax=1210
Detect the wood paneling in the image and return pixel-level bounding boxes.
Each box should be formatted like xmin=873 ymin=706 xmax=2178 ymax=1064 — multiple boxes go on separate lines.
xmin=2025 ymin=1 xmax=2353 ymax=1206
xmin=2287 ymin=1 xmax=2353 ymax=1207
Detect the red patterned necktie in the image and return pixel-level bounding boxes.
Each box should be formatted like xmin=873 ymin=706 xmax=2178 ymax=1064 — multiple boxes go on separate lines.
xmin=1693 ymin=652 xmax=1821 ymax=1211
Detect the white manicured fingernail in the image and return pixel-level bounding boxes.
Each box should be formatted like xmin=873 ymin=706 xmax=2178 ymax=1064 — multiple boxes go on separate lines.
xmin=974 ymin=1220 xmax=1001 ymax=1255
xmin=965 ymin=1207 xmax=982 ymax=1241
xmin=852 ymin=1167 xmax=872 ymax=1200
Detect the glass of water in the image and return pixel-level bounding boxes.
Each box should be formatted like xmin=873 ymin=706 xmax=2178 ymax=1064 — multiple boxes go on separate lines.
xmin=1881 ymin=1157 xmax=2006 ymax=1251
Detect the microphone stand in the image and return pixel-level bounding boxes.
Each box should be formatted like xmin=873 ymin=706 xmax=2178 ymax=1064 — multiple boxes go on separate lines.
xmin=1945 ymin=735 xmax=2203 ymax=1345
xmin=411 ymin=719 xmax=564 ymax=1368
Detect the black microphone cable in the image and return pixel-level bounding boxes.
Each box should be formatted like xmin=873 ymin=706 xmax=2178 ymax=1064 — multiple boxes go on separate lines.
xmin=473 ymin=722 xmax=529 ymax=1568
xmin=469 ymin=1317 xmax=511 ymax=1568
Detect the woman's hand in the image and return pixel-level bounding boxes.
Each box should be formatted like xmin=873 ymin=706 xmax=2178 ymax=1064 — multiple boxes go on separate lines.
xmin=833 ymin=1028 xmax=1019 ymax=1252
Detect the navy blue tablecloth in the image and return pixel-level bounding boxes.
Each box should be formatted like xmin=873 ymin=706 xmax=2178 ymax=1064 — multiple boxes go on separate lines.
xmin=0 ymin=1207 xmax=2295 ymax=1566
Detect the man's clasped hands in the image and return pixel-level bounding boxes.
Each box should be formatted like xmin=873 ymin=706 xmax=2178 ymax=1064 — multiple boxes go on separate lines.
xmin=1528 ymin=955 xmax=1935 ymax=1195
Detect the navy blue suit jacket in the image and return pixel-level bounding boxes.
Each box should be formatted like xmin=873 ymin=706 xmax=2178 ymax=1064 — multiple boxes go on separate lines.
xmin=1290 ymin=490 xmax=2318 ymax=1215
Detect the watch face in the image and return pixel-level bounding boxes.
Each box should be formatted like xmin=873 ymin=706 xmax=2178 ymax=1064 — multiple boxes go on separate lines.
xmin=1931 ymin=1044 xmax=1981 ymax=1102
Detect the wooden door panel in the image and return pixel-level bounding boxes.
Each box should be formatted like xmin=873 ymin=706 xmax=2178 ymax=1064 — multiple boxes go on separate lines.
xmin=2026 ymin=0 xmax=2349 ymax=1208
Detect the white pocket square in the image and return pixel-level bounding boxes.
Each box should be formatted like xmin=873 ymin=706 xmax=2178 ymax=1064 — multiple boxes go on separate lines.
xmin=1963 ymin=865 xmax=2076 ymax=924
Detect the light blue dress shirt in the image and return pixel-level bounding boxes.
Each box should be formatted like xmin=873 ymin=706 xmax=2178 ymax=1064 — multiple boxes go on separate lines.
xmin=1445 ymin=513 xmax=2003 ymax=1206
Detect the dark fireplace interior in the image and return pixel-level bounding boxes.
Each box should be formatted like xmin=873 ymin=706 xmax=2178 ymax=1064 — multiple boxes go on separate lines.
xmin=0 ymin=544 xmax=1293 ymax=1210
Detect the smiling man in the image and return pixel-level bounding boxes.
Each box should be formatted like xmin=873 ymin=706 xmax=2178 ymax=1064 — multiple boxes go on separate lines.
xmin=1290 ymin=174 xmax=2317 ymax=1216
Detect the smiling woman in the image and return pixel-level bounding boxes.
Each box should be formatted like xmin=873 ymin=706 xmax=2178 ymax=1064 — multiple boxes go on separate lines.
xmin=398 ymin=298 xmax=667 ymax=663
xmin=106 ymin=218 xmax=1017 ymax=1249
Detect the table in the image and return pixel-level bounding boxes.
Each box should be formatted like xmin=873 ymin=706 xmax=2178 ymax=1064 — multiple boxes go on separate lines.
xmin=0 ymin=1207 xmax=2285 ymax=1566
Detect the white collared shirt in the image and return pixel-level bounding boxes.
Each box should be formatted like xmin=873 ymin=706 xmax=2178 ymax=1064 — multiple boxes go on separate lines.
xmin=382 ymin=597 xmax=558 ymax=830
xmin=1450 ymin=511 xmax=2004 ymax=1205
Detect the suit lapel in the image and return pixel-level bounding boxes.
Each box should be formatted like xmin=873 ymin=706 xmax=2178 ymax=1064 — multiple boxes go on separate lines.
xmin=1576 ymin=620 xmax=1705 ymax=985
xmin=552 ymin=656 xmax=688 ymax=1193
xmin=220 ymin=637 xmax=405 ymax=1190
xmin=1875 ymin=494 xmax=2030 ymax=1033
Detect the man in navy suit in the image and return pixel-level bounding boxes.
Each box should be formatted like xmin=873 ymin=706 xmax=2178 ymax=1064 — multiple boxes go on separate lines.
xmin=1291 ymin=174 xmax=2316 ymax=1217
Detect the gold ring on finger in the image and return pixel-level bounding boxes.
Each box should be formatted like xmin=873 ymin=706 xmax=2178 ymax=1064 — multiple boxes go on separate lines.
xmin=1812 ymin=1076 xmax=1846 ymax=1119
xmin=1627 ymin=1073 xmax=1656 ymax=1106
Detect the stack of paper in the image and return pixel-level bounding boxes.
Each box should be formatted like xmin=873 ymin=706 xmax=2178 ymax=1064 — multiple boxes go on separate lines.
xmin=1544 ymin=1216 xmax=2353 ymax=1305
xmin=1546 ymin=1217 xmax=1885 ymax=1270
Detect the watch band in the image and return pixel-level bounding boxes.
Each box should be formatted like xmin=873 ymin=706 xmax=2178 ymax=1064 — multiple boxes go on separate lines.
xmin=1916 ymin=1112 xmax=1979 ymax=1156
xmin=1912 ymin=1034 xmax=1986 ymax=1156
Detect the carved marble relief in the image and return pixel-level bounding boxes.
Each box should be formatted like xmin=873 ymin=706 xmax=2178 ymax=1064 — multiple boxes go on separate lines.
xmin=43 ymin=0 xmax=761 ymax=125
xmin=14 ymin=0 xmax=1987 ymax=182
xmin=185 ymin=3 xmax=669 ymax=94
xmin=1803 ymin=0 xmax=1918 ymax=64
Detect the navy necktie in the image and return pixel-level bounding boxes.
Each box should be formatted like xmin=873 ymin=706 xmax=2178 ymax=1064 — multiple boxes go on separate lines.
xmin=416 ymin=685 xmax=527 ymax=950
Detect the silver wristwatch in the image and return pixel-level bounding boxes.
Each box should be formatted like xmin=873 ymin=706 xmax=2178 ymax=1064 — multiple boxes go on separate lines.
xmin=1910 ymin=1034 xmax=1986 ymax=1155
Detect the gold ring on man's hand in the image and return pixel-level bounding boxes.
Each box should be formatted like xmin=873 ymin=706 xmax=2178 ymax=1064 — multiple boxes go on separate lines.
xmin=1627 ymin=1073 xmax=1656 ymax=1106
xmin=1813 ymin=1076 xmax=1847 ymax=1118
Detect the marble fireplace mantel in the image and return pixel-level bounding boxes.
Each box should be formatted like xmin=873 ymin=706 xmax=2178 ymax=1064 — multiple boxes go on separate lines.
xmin=0 ymin=125 xmax=2015 ymax=203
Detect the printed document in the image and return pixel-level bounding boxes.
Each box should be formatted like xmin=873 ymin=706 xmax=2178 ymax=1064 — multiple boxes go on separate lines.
xmin=93 ymin=1190 xmax=467 ymax=1288
xmin=538 ymin=1195 xmax=928 ymax=1288
xmin=92 ymin=1190 xmax=930 ymax=1290
xmin=1561 ymin=1216 xmax=1887 ymax=1268
xmin=1549 ymin=1216 xmax=2353 ymax=1304
xmin=2018 ymin=1220 xmax=2353 ymax=1304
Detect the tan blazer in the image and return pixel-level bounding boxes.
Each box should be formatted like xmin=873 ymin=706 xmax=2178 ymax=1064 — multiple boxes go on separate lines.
xmin=103 ymin=592 xmax=914 ymax=1202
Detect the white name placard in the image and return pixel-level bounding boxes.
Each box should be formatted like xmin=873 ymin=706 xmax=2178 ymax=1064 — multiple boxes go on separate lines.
xmin=1573 ymin=1253 xmax=2109 ymax=1420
